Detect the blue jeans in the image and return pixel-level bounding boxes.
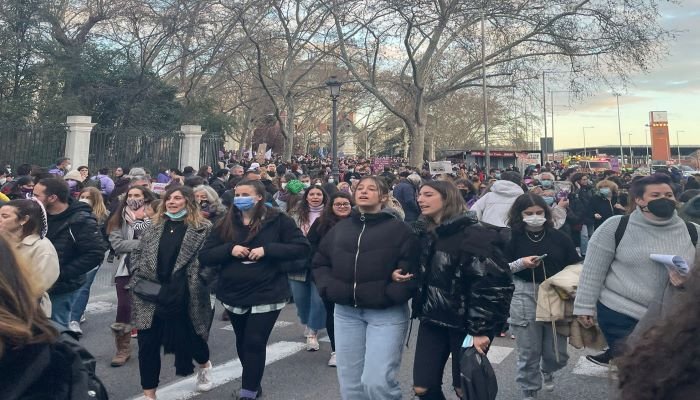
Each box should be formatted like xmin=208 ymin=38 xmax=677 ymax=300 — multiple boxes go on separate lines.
xmin=596 ymin=302 xmax=638 ymax=357
xmin=50 ymin=291 xmax=78 ymax=328
xmin=70 ymin=266 xmax=99 ymax=322
xmin=335 ymin=303 xmax=409 ymax=400
xmin=289 ymin=279 xmax=326 ymax=331
xmin=580 ymin=223 xmax=594 ymax=256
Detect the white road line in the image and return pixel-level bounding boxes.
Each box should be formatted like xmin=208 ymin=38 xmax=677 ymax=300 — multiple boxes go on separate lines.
xmin=128 ymin=341 xmax=306 ymax=400
xmin=485 ymin=345 xmax=515 ymax=364
xmin=85 ymin=301 xmax=116 ymax=314
xmin=221 ymin=321 xmax=294 ymax=331
xmin=572 ymin=356 xmax=618 ymax=379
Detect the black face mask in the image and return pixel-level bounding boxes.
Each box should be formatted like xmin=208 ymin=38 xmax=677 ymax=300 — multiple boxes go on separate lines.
xmin=645 ymin=198 xmax=676 ymax=219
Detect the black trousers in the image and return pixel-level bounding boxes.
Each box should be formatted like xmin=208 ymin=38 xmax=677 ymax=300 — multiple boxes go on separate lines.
xmin=228 ymin=309 xmax=281 ymax=391
xmin=323 ymin=300 xmax=335 ymax=352
xmin=137 ymin=316 xmax=210 ymax=390
xmin=413 ymin=321 xmax=467 ymax=392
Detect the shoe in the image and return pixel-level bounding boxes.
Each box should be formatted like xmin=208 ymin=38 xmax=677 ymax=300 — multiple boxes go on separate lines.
xmin=303 ymin=326 xmax=312 ymax=338
xmin=80 ymin=314 xmax=86 ymax=323
xmin=306 ymin=334 xmax=320 ymax=351
xmin=586 ymin=349 xmax=612 ymax=367
xmin=523 ymin=390 xmax=537 ymax=400
xmin=328 ymin=352 xmax=337 ymax=367
xmin=510 ymin=334 xmax=516 ymax=339
xmin=196 ymin=361 xmax=213 ymax=392
xmin=68 ymin=321 xmax=83 ymax=336
xmin=110 ymin=324 xmax=131 ymax=367
xmin=131 ymin=328 xmax=138 ymax=338
xmin=542 ymin=372 xmax=554 ymax=392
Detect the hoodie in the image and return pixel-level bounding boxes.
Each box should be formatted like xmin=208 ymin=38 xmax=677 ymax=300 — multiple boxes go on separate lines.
xmin=470 ymin=180 xmax=524 ymax=227
xmin=680 ymin=195 xmax=700 ymax=225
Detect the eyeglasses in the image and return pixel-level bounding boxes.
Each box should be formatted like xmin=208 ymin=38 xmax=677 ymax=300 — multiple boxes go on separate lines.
xmin=333 ymin=203 xmax=351 ymax=208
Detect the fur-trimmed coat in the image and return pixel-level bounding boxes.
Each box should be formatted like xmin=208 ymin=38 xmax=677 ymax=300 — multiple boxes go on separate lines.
xmin=130 ymin=220 xmax=213 ymax=340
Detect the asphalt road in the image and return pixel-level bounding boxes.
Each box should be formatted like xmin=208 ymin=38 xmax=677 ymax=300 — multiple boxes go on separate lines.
xmin=79 ymin=268 xmax=618 ymax=400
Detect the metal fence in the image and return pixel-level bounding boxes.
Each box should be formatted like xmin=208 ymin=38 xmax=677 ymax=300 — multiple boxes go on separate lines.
xmin=200 ymin=132 xmax=224 ymax=169
xmin=0 ymin=122 xmax=68 ymax=169
xmin=89 ymin=127 xmax=182 ymax=175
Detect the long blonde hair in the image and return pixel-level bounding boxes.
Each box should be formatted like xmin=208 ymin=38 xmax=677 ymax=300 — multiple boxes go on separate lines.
xmin=80 ymin=187 xmax=109 ymax=224
xmin=154 ymin=186 xmax=209 ymax=228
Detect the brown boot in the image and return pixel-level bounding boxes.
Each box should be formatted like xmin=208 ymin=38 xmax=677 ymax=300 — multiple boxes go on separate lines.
xmin=110 ymin=323 xmax=131 ymax=367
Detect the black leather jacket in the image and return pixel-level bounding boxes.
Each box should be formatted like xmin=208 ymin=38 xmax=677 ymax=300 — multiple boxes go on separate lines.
xmin=412 ymin=213 xmax=514 ymax=336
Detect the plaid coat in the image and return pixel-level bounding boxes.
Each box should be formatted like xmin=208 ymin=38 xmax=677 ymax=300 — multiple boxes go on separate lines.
xmin=130 ymin=220 xmax=213 ymax=340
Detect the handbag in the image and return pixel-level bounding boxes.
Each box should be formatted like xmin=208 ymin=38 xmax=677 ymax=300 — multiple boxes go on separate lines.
xmin=132 ymin=278 xmax=162 ymax=303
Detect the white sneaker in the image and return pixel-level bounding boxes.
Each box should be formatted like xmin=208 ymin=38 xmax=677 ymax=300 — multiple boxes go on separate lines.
xmin=306 ymin=335 xmax=320 ymax=351
xmin=68 ymin=321 xmax=83 ymax=336
xmin=196 ymin=362 xmax=213 ymax=392
xmin=328 ymin=352 xmax=337 ymax=367
xmin=303 ymin=326 xmax=313 ymax=338
xmin=542 ymin=372 xmax=554 ymax=392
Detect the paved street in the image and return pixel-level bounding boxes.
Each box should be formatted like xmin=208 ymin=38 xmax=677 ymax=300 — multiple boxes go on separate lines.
xmin=82 ymin=268 xmax=618 ymax=400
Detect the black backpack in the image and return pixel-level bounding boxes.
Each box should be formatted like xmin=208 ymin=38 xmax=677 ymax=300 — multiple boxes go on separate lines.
xmin=56 ymin=326 xmax=109 ymax=400
xmin=614 ymin=214 xmax=698 ymax=248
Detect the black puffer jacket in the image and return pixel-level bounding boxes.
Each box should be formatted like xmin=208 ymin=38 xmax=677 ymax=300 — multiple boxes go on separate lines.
xmin=47 ymin=199 xmax=108 ymax=295
xmin=312 ymin=209 xmax=419 ymax=309
xmin=411 ymin=213 xmax=514 ymax=336
xmin=198 ymin=208 xmax=310 ymax=307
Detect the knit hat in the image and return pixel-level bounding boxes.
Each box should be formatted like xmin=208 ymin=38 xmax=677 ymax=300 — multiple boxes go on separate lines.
xmin=407 ymin=173 xmax=421 ymax=186
xmin=286 ymin=180 xmax=304 ymax=195
xmin=64 ymin=170 xmax=85 ymax=182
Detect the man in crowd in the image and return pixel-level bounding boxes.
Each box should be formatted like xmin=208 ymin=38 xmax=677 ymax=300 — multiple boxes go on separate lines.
xmin=48 ymin=157 xmax=72 ymax=177
xmin=33 ymin=177 xmax=107 ymax=328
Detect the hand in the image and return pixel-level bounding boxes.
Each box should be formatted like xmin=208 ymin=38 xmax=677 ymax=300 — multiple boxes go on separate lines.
xmin=577 ymin=315 xmax=595 ymax=329
xmin=614 ymin=203 xmax=626 ymax=211
xmin=521 ymin=256 xmax=541 ymax=269
xmin=232 ymin=245 xmax=250 ymax=258
xmin=473 ymin=336 xmax=491 ymax=355
xmin=391 ymin=269 xmax=414 ymax=283
xmin=594 ymin=213 xmax=602 ymax=220
xmin=248 ymin=247 xmax=265 ymax=261
xmin=668 ymin=270 xmax=687 ymax=287
xmin=557 ymin=198 xmax=569 ymax=208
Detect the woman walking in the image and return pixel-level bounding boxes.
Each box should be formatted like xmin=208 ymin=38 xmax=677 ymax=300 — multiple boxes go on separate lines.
xmin=411 ymin=181 xmax=513 ymax=400
xmin=130 ymin=186 xmax=214 ymax=400
xmin=506 ymin=193 xmax=581 ymax=400
xmin=106 ymin=185 xmax=156 ymax=367
xmin=313 ymin=176 xmax=419 ymax=400
xmin=306 ymin=191 xmax=354 ymax=366
xmin=199 ymin=179 xmax=309 ymax=400
xmin=288 ymin=184 xmax=328 ymax=350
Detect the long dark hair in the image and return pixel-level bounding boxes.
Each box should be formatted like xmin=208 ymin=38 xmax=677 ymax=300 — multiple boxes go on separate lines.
xmin=506 ymin=193 xmax=554 ymax=232
xmin=214 ymin=179 xmax=278 ymax=242
xmin=418 ymin=180 xmax=467 ymax=228
xmin=0 ymin=235 xmax=57 ymax=358
xmin=316 ymin=192 xmax=353 ymax=236
xmin=290 ymin=185 xmax=328 ymax=227
xmin=106 ymin=186 xmax=157 ymax=233
xmin=617 ymin=263 xmax=700 ymax=399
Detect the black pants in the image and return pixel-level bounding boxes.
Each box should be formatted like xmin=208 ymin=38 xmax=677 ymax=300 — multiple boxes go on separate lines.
xmin=137 ymin=316 xmax=210 ymax=390
xmin=323 ymin=300 xmax=335 ymax=351
xmin=413 ymin=322 xmax=467 ymax=394
xmin=228 ymin=309 xmax=281 ymax=391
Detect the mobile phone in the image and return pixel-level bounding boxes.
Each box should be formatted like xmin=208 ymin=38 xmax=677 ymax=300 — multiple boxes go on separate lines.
xmin=535 ymin=254 xmax=548 ymax=261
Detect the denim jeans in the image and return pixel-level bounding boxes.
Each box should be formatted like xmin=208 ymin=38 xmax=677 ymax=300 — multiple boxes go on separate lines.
xmin=580 ymin=223 xmax=594 ymax=256
xmin=70 ymin=266 xmax=99 ymax=322
xmin=289 ymin=279 xmax=326 ymax=331
xmin=509 ymin=279 xmax=569 ymax=392
xmin=334 ymin=303 xmax=409 ymax=400
xmin=50 ymin=290 xmax=78 ymax=328
xmin=596 ymin=301 xmax=638 ymax=357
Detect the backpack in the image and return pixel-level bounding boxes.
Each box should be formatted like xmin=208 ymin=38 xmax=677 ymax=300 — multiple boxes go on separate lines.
xmin=614 ymin=214 xmax=698 ymax=249
xmin=55 ymin=325 xmax=109 ymax=400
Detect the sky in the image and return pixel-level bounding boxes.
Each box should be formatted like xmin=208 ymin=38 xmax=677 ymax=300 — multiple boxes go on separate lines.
xmin=551 ymin=1 xmax=700 ymax=150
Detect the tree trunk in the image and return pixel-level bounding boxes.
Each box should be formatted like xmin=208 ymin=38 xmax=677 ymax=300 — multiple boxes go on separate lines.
xmin=282 ymin=99 xmax=295 ymax=162
xmin=408 ymin=122 xmax=425 ymax=168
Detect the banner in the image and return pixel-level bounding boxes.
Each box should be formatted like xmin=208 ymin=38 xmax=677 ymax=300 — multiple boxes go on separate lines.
xmin=428 ymin=161 xmax=452 ymax=175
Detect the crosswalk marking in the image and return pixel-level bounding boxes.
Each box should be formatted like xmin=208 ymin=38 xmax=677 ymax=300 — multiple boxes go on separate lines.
xmin=127 ymin=341 xmax=306 ymax=400
xmin=485 ymin=345 xmax=515 ymax=364
xmin=85 ymin=301 xmax=116 ymax=314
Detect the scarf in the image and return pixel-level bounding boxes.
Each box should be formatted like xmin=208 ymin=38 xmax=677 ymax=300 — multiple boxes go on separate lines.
xmin=302 ymin=205 xmax=325 ymax=236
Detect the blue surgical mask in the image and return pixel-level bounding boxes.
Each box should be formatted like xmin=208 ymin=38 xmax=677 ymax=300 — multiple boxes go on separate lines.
xmin=495 ymin=173 xmax=501 ymax=179
xmin=540 ymin=180 xmax=553 ymax=188
xmin=542 ymin=196 xmax=555 ymax=206
xmin=165 ymin=209 xmax=188 ymax=220
xmin=599 ymin=188 xmax=611 ymax=196
xmin=234 ymin=196 xmax=257 ymax=211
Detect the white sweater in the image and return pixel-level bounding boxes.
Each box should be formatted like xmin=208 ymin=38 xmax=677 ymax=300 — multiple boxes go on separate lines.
xmin=471 ymin=180 xmax=524 ymax=227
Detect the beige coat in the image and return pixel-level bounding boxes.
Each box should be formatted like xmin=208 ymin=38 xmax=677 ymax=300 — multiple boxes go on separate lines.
xmin=536 ymin=263 xmax=607 ymax=350
xmin=14 ymin=234 xmax=60 ymax=316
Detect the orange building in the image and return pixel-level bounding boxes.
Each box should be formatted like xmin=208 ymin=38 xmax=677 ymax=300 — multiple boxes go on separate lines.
xmin=649 ymin=111 xmax=671 ymax=162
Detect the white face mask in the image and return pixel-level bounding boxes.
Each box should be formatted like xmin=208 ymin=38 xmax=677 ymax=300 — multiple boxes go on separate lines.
xmin=522 ymin=215 xmax=546 ymax=227
xmin=65 ymin=164 xmax=72 ymax=171
xmin=79 ymin=198 xmax=93 ymax=206
xmin=281 ymin=182 xmax=288 ymax=189
xmin=328 ymin=178 xmax=335 ymax=184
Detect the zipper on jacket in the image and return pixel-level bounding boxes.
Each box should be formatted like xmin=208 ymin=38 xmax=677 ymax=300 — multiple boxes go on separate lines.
xmin=353 ymin=214 xmax=367 ymax=307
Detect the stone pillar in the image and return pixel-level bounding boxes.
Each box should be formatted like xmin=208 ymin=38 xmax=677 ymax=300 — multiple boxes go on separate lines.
xmin=65 ymin=116 xmax=96 ymax=168
xmin=179 ymin=125 xmax=204 ymax=170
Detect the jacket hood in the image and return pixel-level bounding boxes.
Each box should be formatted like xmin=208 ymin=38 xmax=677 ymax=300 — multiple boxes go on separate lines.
xmin=47 ymin=198 xmax=93 ymax=222
xmin=489 ymin=180 xmax=524 ymax=197
xmin=682 ymin=195 xmax=700 ymax=217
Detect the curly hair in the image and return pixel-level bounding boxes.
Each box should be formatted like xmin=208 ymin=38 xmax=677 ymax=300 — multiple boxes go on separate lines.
xmin=617 ymin=261 xmax=700 ymax=399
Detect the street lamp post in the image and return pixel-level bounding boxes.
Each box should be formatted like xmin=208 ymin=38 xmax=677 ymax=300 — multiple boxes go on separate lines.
xmin=676 ymin=130 xmax=685 ymax=165
xmin=615 ymin=94 xmax=624 ymax=164
xmin=582 ymin=126 xmax=594 ymax=157
xmin=326 ymin=76 xmax=342 ymax=181
xmin=628 ymin=133 xmax=634 ymax=167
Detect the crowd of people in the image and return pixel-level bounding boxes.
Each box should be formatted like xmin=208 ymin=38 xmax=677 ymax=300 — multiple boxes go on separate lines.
xmin=0 ymin=153 xmax=699 ymax=400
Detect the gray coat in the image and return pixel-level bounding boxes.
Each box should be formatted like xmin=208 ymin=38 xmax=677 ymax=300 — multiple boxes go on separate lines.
xmin=130 ymin=220 xmax=213 ymax=340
